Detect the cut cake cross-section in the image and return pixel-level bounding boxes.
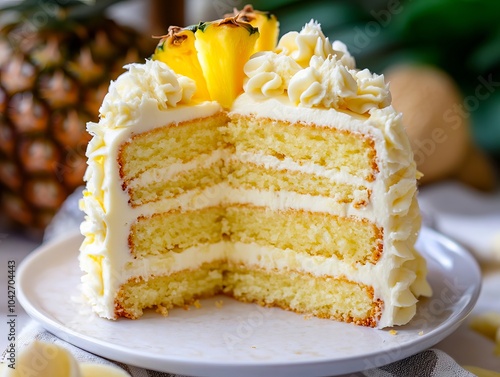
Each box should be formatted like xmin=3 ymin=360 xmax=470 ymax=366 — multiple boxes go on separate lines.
xmin=79 ymin=10 xmax=432 ymax=328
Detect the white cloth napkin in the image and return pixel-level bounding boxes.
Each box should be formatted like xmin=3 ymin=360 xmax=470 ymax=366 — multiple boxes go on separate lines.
xmin=20 ymin=186 xmax=479 ymax=376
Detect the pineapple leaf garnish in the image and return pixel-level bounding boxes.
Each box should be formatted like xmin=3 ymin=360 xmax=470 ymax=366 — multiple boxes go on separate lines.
xmin=196 ymin=22 xmax=209 ymax=33
xmin=184 ymin=24 xmax=199 ymax=33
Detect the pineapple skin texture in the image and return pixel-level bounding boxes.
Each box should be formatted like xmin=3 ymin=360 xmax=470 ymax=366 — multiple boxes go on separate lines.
xmin=0 ymin=15 xmax=148 ymax=231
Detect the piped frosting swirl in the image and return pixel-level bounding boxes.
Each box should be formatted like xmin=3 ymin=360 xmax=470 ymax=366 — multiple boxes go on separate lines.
xmin=244 ymin=20 xmax=390 ymax=114
xmin=276 ymin=20 xmax=355 ymax=69
xmin=99 ymin=59 xmax=196 ymax=127
xmin=243 ymin=52 xmax=301 ymax=98
xmin=288 ymin=55 xmax=357 ymax=108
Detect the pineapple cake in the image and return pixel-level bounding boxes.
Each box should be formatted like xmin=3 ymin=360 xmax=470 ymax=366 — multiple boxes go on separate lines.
xmin=80 ymin=5 xmax=431 ymax=328
xmin=0 ymin=0 xmax=148 ymax=231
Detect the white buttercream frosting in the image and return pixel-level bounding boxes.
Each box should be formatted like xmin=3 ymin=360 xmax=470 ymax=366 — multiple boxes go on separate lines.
xmin=80 ymin=20 xmax=430 ymax=328
xmin=100 ymin=60 xmax=196 ymax=123
xmin=245 ymin=21 xmax=390 ymax=114
xmin=244 ymin=52 xmax=301 ymax=98
xmin=288 ymin=55 xmax=357 ymax=108
xmin=276 ymin=20 xmax=355 ymax=69
xmin=345 ymin=69 xmax=392 ymax=114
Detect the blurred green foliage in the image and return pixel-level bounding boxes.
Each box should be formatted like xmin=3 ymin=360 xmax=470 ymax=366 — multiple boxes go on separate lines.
xmin=251 ymin=0 xmax=500 ymax=157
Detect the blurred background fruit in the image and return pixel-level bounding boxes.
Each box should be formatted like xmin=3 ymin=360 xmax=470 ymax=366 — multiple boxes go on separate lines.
xmin=0 ymin=0 xmax=152 ymax=234
xmin=385 ymin=64 xmax=496 ymax=191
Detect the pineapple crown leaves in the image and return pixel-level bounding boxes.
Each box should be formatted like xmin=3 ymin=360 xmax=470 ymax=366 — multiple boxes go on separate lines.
xmin=184 ymin=24 xmax=199 ymax=33
xmin=1 ymin=0 xmax=127 ymax=25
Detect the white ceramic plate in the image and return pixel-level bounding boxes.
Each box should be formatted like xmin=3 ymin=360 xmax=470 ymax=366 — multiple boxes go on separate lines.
xmin=17 ymin=227 xmax=481 ymax=377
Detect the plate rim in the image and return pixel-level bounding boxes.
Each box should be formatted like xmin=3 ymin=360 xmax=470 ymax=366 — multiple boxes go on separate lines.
xmin=16 ymin=227 xmax=482 ymax=376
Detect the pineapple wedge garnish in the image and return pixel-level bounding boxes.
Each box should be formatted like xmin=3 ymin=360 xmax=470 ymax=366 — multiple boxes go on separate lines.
xmin=153 ymin=6 xmax=277 ymax=109
xmin=153 ymin=26 xmax=210 ymax=101
xmin=231 ymin=5 xmax=279 ymax=53
xmin=194 ymin=17 xmax=259 ymax=109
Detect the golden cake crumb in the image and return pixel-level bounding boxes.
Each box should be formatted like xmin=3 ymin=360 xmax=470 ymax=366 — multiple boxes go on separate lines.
xmin=156 ymin=305 xmax=169 ymax=317
xmin=389 ymin=329 xmax=397 ymax=335
xmin=215 ymin=300 xmax=224 ymax=308
xmin=193 ymin=299 xmax=202 ymax=309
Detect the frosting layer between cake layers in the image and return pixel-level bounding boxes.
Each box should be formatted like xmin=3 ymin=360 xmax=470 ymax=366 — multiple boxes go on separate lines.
xmin=80 ymin=21 xmax=431 ymax=328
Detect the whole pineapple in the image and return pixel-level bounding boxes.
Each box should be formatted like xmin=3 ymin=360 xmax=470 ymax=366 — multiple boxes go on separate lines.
xmin=0 ymin=0 xmax=149 ymax=232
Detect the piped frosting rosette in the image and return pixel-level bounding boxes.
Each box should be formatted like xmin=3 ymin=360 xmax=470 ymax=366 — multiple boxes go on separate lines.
xmin=275 ymin=20 xmax=355 ymax=69
xmin=244 ymin=20 xmax=391 ymax=115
